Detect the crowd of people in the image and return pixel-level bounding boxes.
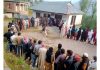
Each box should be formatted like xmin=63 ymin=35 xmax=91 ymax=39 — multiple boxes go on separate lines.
xmin=7 ymin=14 xmax=62 ymax=37
xmin=6 ymin=13 xmax=97 ymax=46
xmin=65 ymin=25 xmax=97 ymax=45
xmin=4 ymin=19 xmax=97 ymax=70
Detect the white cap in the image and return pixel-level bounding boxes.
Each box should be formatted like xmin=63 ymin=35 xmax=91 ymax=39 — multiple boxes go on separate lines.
xmin=12 ymin=25 xmax=14 ymax=27
xmin=83 ymin=53 xmax=88 ymax=57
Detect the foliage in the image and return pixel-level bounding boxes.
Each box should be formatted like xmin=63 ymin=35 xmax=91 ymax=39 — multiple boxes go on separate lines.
xmin=4 ymin=42 xmax=30 ymax=70
xmin=80 ymin=0 xmax=89 ymax=12
xmin=80 ymin=0 xmax=96 ymax=29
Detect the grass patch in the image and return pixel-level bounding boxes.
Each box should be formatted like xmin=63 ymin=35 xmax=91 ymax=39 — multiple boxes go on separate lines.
xmin=4 ymin=42 xmax=30 ymax=70
xmin=4 ymin=17 xmax=13 ymax=23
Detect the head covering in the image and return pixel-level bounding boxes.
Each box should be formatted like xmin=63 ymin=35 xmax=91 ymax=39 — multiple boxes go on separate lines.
xmin=74 ymin=54 xmax=81 ymax=61
xmin=83 ymin=53 xmax=88 ymax=57
xmin=12 ymin=25 xmax=14 ymax=27
xmin=23 ymin=36 xmax=29 ymax=44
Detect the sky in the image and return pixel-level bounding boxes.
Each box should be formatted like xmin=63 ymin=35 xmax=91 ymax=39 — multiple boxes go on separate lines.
xmin=43 ymin=0 xmax=81 ymax=3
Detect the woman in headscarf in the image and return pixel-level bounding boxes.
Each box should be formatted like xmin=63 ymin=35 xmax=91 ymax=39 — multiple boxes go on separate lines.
xmin=45 ymin=47 xmax=54 ymax=70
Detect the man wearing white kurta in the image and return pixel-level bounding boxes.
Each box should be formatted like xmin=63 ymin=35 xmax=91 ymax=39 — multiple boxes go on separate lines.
xmin=38 ymin=45 xmax=47 ymax=70
xmin=35 ymin=17 xmax=40 ymax=27
xmin=61 ymin=21 xmax=67 ymax=37
xmin=88 ymin=30 xmax=93 ymax=43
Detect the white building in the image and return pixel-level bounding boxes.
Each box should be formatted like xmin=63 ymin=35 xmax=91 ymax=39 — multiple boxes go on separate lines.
xmin=31 ymin=1 xmax=84 ymax=28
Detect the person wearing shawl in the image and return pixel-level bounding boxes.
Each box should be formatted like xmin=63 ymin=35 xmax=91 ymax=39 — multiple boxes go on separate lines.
xmin=38 ymin=42 xmax=47 ymax=70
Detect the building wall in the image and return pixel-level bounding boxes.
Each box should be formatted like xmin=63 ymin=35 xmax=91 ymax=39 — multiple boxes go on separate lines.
xmin=4 ymin=2 xmax=15 ymax=13
xmin=4 ymin=1 xmax=29 ymax=15
xmin=32 ymin=11 xmax=36 ymax=18
xmin=15 ymin=2 xmax=29 ymax=15
xmin=32 ymin=11 xmax=50 ymax=18
xmin=75 ymin=15 xmax=83 ymax=25
xmin=67 ymin=14 xmax=82 ymax=28
xmin=62 ymin=15 xmax=67 ymax=21
xmin=67 ymin=15 xmax=72 ymax=27
xmin=4 ymin=13 xmax=12 ymax=18
xmin=32 ymin=11 xmax=83 ymax=27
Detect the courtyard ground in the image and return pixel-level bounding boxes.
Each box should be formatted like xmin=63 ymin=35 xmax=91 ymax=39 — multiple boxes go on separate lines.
xmin=22 ymin=26 xmax=96 ymax=59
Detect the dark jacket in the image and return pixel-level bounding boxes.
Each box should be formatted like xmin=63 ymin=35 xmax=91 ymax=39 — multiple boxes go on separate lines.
xmin=64 ymin=56 xmax=74 ymax=70
xmin=69 ymin=61 xmax=80 ymax=70
xmin=45 ymin=50 xmax=53 ymax=63
xmin=55 ymin=49 xmax=62 ymax=60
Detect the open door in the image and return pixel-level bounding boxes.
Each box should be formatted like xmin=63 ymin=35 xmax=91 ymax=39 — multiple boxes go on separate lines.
xmin=55 ymin=14 xmax=62 ymax=26
xmin=70 ymin=16 xmax=76 ymax=26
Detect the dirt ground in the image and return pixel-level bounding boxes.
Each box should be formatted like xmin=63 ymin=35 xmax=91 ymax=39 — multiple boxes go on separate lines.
xmin=22 ymin=26 xmax=96 ymax=59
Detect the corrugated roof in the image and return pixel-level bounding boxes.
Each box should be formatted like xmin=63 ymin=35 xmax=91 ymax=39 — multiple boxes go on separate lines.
xmin=4 ymin=0 xmax=15 ymax=2
xmin=4 ymin=0 xmax=29 ymax=3
xmin=31 ymin=2 xmax=84 ymax=15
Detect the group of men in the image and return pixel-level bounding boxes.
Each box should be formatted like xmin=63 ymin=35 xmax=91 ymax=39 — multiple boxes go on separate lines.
xmin=65 ymin=25 xmax=97 ymax=45
xmin=4 ymin=28 xmax=97 ymax=70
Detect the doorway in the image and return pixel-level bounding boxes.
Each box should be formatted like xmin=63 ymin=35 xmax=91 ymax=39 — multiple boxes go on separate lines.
xmin=55 ymin=14 xmax=62 ymax=26
xmin=70 ymin=16 xmax=76 ymax=25
xmin=36 ymin=12 xmax=40 ymax=17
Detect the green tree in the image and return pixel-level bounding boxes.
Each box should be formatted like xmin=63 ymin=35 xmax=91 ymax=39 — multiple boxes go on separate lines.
xmin=80 ymin=0 xmax=96 ymax=29
xmin=80 ymin=0 xmax=89 ymax=12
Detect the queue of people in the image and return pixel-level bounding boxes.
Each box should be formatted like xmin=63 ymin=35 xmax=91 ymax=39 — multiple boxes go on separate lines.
xmin=7 ymin=14 xmax=97 ymax=46
xmin=4 ymin=14 xmax=96 ymax=70
xmin=4 ymin=26 xmax=97 ymax=70
xmin=66 ymin=25 xmax=97 ymax=45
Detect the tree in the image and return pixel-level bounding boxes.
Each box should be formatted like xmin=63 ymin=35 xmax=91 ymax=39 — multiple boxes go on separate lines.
xmin=80 ymin=0 xmax=89 ymax=13
xmin=80 ymin=0 xmax=97 ymax=29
